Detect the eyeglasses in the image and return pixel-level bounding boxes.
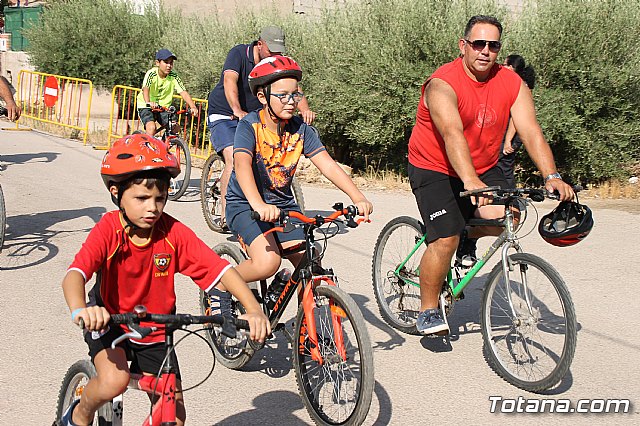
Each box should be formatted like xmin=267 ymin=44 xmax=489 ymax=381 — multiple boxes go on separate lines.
xmin=270 ymin=92 xmax=304 ymax=104
xmin=465 ymin=39 xmax=502 ymax=53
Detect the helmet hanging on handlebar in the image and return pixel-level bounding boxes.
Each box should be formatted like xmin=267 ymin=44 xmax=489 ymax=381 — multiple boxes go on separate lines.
xmin=538 ymin=198 xmax=594 ymax=247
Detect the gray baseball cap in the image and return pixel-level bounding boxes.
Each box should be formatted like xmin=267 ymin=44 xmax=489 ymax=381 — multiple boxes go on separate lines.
xmin=260 ymin=26 xmax=286 ymax=54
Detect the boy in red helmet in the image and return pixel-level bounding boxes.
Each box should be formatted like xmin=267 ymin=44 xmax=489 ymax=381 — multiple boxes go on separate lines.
xmin=209 ymin=55 xmax=373 ymax=310
xmin=60 ymin=133 xmax=269 ymax=426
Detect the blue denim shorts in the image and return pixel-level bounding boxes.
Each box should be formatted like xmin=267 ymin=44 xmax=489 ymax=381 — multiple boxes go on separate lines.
xmin=208 ymin=119 xmax=237 ymax=154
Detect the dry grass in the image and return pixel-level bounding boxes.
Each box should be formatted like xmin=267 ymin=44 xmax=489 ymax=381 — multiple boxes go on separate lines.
xmin=582 ymin=180 xmax=640 ymax=199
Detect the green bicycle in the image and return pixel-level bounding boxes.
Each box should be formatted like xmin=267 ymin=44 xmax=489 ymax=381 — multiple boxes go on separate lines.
xmin=372 ymin=186 xmax=577 ymax=392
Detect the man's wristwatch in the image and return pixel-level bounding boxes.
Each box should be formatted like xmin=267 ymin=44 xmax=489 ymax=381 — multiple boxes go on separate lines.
xmin=544 ymin=172 xmax=562 ymax=183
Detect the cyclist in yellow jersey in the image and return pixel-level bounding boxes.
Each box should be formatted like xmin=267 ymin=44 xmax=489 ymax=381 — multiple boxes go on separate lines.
xmin=136 ymin=49 xmax=199 ymax=136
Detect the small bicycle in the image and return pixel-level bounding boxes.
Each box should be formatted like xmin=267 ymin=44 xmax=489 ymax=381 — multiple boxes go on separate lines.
xmin=136 ymin=105 xmax=193 ymax=201
xmin=53 ymin=305 xmax=249 ymax=425
xmin=199 ymin=204 xmax=374 ymax=425
xmin=372 ymin=187 xmax=578 ymax=392
xmin=200 ymin=152 xmax=305 ymax=233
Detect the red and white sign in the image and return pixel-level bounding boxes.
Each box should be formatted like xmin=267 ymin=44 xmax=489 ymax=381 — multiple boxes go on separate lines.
xmin=43 ymin=76 xmax=59 ymax=107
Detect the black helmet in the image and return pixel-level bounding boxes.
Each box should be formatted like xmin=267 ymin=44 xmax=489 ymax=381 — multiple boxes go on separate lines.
xmin=538 ymin=200 xmax=594 ymax=247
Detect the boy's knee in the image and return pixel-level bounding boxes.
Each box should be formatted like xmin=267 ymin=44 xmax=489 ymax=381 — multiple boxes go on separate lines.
xmin=96 ymin=370 xmax=129 ymax=397
xmin=252 ymin=254 xmax=281 ymax=278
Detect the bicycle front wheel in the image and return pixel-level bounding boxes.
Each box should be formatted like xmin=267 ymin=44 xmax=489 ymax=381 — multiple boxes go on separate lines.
xmin=480 ymin=253 xmax=577 ymax=392
xmin=55 ymin=359 xmax=113 ymax=425
xmin=200 ymin=153 xmax=226 ymax=232
xmin=372 ymin=216 xmax=425 ymax=335
xmin=167 ymin=137 xmax=191 ymax=201
xmin=199 ymin=243 xmax=255 ymax=369
xmin=294 ymin=284 xmax=374 ymax=425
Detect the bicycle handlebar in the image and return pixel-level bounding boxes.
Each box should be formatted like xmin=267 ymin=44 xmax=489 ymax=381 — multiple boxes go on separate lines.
xmin=459 ymin=185 xmax=583 ymax=202
xmin=146 ymin=104 xmax=191 ymax=116
xmin=0 ymin=106 xmax=7 ymax=117
xmin=77 ymin=305 xmax=250 ymax=348
xmin=250 ymin=203 xmax=367 ymax=235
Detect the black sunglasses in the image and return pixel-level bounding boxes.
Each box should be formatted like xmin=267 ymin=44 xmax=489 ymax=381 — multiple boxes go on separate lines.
xmin=465 ymin=39 xmax=502 ymax=53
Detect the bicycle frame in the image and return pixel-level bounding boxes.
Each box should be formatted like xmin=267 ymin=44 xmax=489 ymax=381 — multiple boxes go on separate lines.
xmin=251 ymin=207 xmax=360 ymax=364
xmin=395 ymin=198 xmax=524 ymax=301
xmin=106 ymin=309 xmax=245 ymax=426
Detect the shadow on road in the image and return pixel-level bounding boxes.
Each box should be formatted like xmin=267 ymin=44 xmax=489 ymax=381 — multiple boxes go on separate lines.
xmin=0 ymin=152 xmax=59 ymax=169
xmin=0 ymin=206 xmax=106 ymax=271
xmin=213 ymin=390 xmax=305 ymax=425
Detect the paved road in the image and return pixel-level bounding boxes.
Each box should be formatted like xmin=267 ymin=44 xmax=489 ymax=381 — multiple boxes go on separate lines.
xmin=1 ymin=123 xmax=639 ymax=425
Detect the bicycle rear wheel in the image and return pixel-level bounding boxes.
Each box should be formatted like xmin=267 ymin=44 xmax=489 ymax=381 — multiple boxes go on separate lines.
xmin=198 ymin=243 xmax=255 ymax=369
xmin=200 ymin=153 xmax=226 ymax=232
xmin=0 ymin=184 xmax=5 ymax=253
xmin=167 ymin=137 xmax=191 ymax=201
xmin=480 ymin=252 xmax=577 ymax=392
xmin=372 ymin=216 xmax=425 ymax=335
xmin=294 ymin=284 xmax=374 ymax=425
xmin=55 ymin=359 xmax=113 ymax=425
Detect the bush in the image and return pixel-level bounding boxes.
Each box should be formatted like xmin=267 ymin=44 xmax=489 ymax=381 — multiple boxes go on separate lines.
xmin=508 ymin=0 xmax=640 ymax=184
xmin=23 ymin=0 xmax=640 ymax=184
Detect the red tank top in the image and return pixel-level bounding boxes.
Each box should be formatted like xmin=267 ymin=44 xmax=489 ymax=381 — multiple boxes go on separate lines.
xmin=408 ymin=58 xmax=522 ymax=176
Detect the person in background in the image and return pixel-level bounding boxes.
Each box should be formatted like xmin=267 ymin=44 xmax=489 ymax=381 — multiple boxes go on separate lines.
xmin=497 ymin=54 xmax=537 ymax=189
xmin=205 ymin=26 xmax=315 ymax=232
xmin=0 ymin=76 xmax=21 ymax=121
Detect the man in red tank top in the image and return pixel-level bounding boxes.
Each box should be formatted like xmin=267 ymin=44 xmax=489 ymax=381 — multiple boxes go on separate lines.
xmin=407 ymin=15 xmax=575 ymax=336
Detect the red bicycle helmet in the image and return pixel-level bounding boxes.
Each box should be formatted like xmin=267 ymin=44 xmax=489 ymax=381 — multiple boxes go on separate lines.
xmin=538 ymin=200 xmax=594 ymax=247
xmin=248 ymin=55 xmax=302 ymax=95
xmin=100 ymin=133 xmax=180 ymax=188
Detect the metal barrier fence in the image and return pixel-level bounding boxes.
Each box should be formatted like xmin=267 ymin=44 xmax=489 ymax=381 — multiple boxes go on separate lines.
xmin=107 ymin=85 xmax=211 ymax=160
xmin=14 ymin=70 xmax=93 ymax=144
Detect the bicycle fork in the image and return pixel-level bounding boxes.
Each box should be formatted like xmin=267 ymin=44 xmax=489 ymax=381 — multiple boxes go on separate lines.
xmin=299 ymin=277 xmax=347 ymax=364
xmin=499 ymin=212 xmax=534 ymax=320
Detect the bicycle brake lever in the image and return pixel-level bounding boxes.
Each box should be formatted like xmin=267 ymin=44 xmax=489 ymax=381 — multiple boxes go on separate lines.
xmin=345 ymin=216 xmax=358 ymax=228
xmin=529 ymin=190 xmax=545 ymax=202
xmin=110 ymin=323 xmax=156 ymax=349
xmin=282 ymin=216 xmax=297 ymax=233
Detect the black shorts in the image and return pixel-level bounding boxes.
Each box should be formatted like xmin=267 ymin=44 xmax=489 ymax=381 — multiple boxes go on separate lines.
xmin=84 ymin=325 xmax=181 ymax=380
xmin=138 ymin=108 xmax=170 ymax=128
xmin=408 ymin=164 xmax=507 ymax=243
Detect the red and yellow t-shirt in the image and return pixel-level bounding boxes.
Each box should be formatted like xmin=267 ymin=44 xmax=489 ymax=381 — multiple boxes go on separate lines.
xmin=68 ymin=211 xmax=231 ymax=343
xmin=409 ymin=58 xmax=522 ymax=176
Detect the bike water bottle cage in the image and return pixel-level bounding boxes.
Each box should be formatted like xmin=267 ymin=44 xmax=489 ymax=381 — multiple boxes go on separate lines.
xmin=538 ymin=198 xmax=594 ymax=247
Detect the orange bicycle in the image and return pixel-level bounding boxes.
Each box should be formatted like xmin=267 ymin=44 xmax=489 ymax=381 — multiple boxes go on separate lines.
xmin=199 ymin=204 xmax=374 ymax=425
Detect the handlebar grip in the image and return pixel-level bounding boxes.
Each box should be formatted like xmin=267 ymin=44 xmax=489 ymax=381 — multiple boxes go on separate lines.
xmin=234 ymin=318 xmax=250 ymax=331
xmin=250 ymin=211 xmax=261 ymax=220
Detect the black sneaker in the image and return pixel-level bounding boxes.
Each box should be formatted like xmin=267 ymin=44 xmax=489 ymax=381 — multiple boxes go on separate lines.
xmin=208 ymin=288 xmax=233 ymax=317
xmin=455 ymin=230 xmax=477 ymax=268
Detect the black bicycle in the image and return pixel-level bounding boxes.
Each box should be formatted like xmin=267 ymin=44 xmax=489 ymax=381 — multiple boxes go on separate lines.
xmin=200 ymin=154 xmax=305 ymax=233
xmin=135 ymin=105 xmax=192 ymax=201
